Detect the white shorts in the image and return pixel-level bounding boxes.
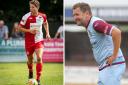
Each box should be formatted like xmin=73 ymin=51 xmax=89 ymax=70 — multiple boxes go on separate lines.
xmin=98 ymin=63 xmax=126 ymax=85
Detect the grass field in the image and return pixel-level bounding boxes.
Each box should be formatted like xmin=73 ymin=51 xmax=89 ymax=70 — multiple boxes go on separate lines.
xmin=0 ymin=62 xmax=63 ymax=85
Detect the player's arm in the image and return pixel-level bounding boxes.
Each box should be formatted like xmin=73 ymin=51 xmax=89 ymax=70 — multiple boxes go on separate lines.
xmin=18 ymin=25 xmax=38 ymax=34
xmin=107 ymin=27 xmax=121 ymax=64
xmin=18 ymin=15 xmax=31 ymax=33
xmin=18 ymin=14 xmax=38 ymax=34
xmin=43 ymin=20 xmax=51 ymax=39
xmin=93 ymin=20 xmax=112 ymax=35
xmin=112 ymin=27 xmax=121 ymax=57
xmin=54 ymin=32 xmax=60 ymax=38
xmin=54 ymin=26 xmax=62 ymax=38
xmin=93 ymin=20 xmax=121 ymax=64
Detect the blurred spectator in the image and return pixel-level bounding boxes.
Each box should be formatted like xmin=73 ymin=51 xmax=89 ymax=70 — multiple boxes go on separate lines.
xmin=54 ymin=25 xmax=63 ymax=39
xmin=11 ymin=22 xmax=24 ymax=39
xmin=0 ymin=20 xmax=9 ymax=40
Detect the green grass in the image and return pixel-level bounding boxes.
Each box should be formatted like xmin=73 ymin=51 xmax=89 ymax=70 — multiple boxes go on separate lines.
xmin=0 ymin=62 xmax=63 ymax=85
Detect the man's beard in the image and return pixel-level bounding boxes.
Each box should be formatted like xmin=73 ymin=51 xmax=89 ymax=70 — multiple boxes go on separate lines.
xmin=76 ymin=21 xmax=84 ymax=26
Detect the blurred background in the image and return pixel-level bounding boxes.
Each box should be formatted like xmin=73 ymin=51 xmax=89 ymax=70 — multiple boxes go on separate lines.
xmin=64 ymin=0 xmax=128 ymax=85
xmin=0 ymin=0 xmax=63 ymax=85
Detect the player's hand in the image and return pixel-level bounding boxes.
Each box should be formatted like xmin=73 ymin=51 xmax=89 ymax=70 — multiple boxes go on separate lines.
xmin=106 ymin=56 xmax=116 ymax=65
xmin=15 ymin=25 xmax=20 ymax=32
xmin=46 ymin=34 xmax=51 ymax=39
xmin=29 ymin=29 xmax=38 ymax=34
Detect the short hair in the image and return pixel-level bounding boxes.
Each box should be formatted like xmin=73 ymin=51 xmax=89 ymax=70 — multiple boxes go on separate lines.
xmin=73 ymin=2 xmax=92 ymax=15
xmin=29 ymin=0 xmax=40 ymax=9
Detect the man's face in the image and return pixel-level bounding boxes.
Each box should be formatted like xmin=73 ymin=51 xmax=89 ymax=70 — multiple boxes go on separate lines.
xmin=73 ymin=7 xmax=86 ymax=26
xmin=30 ymin=4 xmax=38 ymax=14
xmin=0 ymin=21 xmax=4 ymax=28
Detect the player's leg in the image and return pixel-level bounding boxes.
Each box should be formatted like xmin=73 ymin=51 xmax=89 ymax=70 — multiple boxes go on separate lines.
xmin=35 ymin=42 xmax=44 ymax=85
xmin=98 ymin=63 xmax=126 ymax=85
xmin=35 ymin=48 xmax=43 ymax=85
xmin=26 ymin=46 xmax=35 ymax=79
xmin=27 ymin=54 xmax=34 ymax=79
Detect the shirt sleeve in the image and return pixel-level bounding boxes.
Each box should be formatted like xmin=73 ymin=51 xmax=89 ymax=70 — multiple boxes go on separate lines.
xmin=42 ymin=14 xmax=47 ymax=23
xmin=93 ymin=20 xmax=113 ymax=35
xmin=19 ymin=15 xmax=27 ymax=26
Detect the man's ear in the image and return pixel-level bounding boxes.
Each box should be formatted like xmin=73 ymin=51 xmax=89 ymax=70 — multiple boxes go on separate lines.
xmin=85 ymin=11 xmax=90 ymax=15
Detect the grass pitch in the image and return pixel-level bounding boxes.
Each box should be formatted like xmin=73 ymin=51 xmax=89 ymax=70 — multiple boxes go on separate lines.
xmin=0 ymin=62 xmax=63 ymax=85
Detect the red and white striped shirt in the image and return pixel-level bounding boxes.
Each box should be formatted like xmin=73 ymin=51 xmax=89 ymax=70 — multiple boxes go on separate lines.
xmin=20 ymin=12 xmax=47 ymax=47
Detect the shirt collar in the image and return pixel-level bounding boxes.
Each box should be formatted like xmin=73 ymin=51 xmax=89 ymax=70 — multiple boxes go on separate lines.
xmin=85 ymin=16 xmax=92 ymax=29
